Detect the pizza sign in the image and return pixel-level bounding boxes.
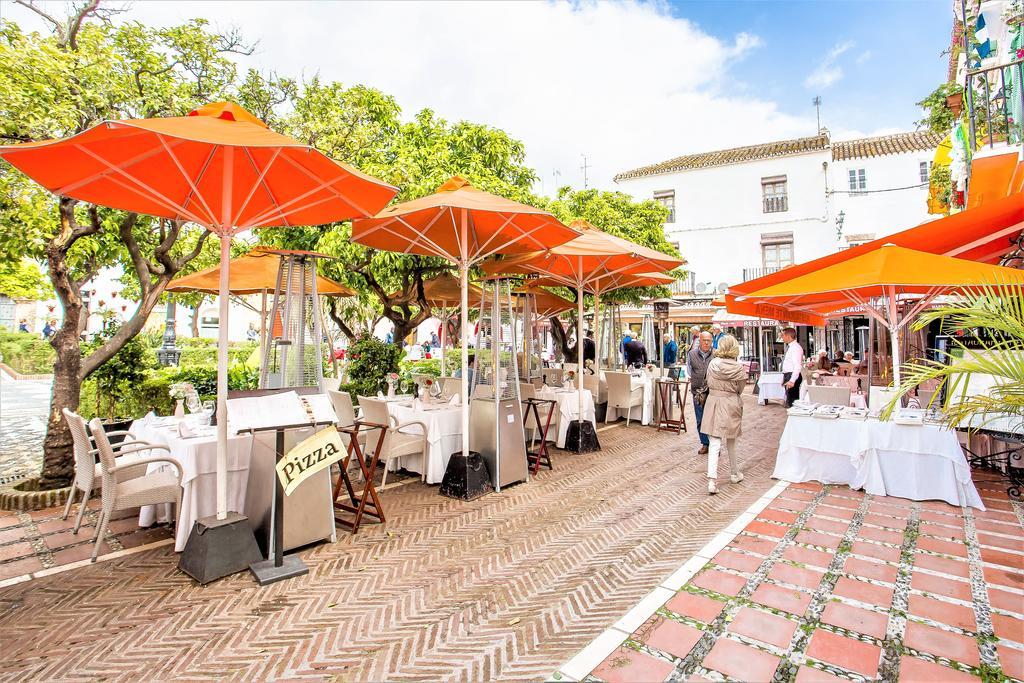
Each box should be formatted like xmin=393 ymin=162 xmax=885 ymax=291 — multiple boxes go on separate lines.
xmin=275 ymin=427 xmax=346 ymax=496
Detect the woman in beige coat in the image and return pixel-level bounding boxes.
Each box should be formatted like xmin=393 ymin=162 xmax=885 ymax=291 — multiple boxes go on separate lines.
xmin=700 ymin=334 xmax=747 ymax=494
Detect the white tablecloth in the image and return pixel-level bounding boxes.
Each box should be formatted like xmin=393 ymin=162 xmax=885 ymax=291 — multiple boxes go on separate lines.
xmin=773 ymin=415 xmax=985 ymax=509
xmin=131 ymin=416 xmax=254 ymax=551
xmin=600 ymin=373 xmax=654 ymax=425
xmin=537 ymin=387 xmax=596 ymax=448
xmin=758 ymin=372 xmax=787 ymax=404
xmin=386 ymin=400 xmax=462 ymax=484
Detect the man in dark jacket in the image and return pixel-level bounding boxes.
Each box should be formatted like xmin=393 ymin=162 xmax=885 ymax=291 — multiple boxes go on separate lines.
xmin=687 ymin=331 xmax=714 ymax=454
xmin=582 ymin=330 xmax=596 ymax=368
xmin=624 ymin=337 xmax=647 ymax=367
xmin=663 ymin=336 xmax=678 ymax=365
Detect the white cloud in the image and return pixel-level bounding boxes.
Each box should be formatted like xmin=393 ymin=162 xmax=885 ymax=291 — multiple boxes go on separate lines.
xmin=804 ymin=40 xmax=856 ymax=90
xmin=856 ymin=50 xmax=873 ymax=65
xmin=6 ymin=0 xmax=817 ymax=190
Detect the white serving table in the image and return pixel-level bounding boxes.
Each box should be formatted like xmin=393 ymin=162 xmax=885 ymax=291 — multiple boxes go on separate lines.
xmin=537 ymin=386 xmax=596 ymax=448
xmin=599 ymin=372 xmax=655 ymax=425
xmin=385 ymin=399 xmax=462 ymax=484
xmin=772 ymin=415 xmax=985 ymax=509
xmin=758 ymin=371 xmax=787 ymax=404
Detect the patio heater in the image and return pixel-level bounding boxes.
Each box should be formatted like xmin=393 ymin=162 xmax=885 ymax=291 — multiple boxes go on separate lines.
xmin=599 ymin=304 xmax=624 ymax=369
xmin=640 ymin=314 xmax=655 ymax=367
xmin=468 ymin=279 xmax=528 ymax=491
xmin=653 ymin=300 xmax=671 ymax=370
xmin=260 ymin=252 xmax=329 ymax=389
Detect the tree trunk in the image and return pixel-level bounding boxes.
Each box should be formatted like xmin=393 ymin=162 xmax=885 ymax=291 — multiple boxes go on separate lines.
xmin=390 ymin=318 xmax=418 ymax=347
xmin=40 ymin=312 xmax=83 ymax=489
xmin=548 ymin=315 xmax=578 ymax=360
xmin=190 ymin=305 xmax=200 ymax=337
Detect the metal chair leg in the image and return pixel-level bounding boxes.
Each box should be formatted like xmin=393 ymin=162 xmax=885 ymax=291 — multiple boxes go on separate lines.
xmin=72 ymin=486 xmax=90 ymax=534
xmin=61 ymin=476 xmax=77 ymax=520
xmin=91 ymin=509 xmax=109 ymax=562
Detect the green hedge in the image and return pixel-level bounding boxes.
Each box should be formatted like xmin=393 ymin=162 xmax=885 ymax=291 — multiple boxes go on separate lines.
xmin=0 ymin=330 xmax=55 ymax=374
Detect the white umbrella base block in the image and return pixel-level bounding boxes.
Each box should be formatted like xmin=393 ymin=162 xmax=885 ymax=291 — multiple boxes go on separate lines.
xmin=249 ymin=554 xmax=309 ymax=586
xmin=178 ymin=512 xmax=262 ymax=585
xmin=564 ymin=420 xmax=601 ymax=454
xmin=439 ymin=451 xmax=494 ymax=501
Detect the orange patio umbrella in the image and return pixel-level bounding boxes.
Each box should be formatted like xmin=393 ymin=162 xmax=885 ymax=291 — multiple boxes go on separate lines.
xmin=168 ymin=247 xmax=356 ymax=296
xmin=352 ymin=176 xmax=579 ymax=464
xmin=484 ymin=221 xmax=683 ymax=444
xmin=512 ymin=285 xmax=573 ymax=318
xmin=0 ymin=102 xmax=397 ymax=526
xmin=736 ymin=244 xmax=1024 ymax=385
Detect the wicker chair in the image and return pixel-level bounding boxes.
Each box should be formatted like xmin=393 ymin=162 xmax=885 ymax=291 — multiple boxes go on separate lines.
xmin=87 ymin=417 xmax=184 ymax=562
xmin=357 ymin=397 xmax=429 ymax=486
xmin=61 ymin=409 xmax=152 ymax=535
xmin=605 ymin=371 xmax=644 ymax=425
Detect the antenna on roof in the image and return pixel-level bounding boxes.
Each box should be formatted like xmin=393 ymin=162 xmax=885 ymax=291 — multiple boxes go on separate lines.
xmin=580 ymin=154 xmax=591 ymax=189
xmin=812 ymin=96 xmax=822 ymax=134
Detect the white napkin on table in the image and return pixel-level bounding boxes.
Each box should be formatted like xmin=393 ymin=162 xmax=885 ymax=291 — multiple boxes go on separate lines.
xmin=449 ymin=394 xmax=460 ymax=405
xmin=177 ymin=421 xmax=196 ymax=438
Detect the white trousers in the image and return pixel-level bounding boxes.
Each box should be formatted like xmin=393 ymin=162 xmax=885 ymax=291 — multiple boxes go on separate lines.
xmin=708 ymin=436 xmax=738 ymax=481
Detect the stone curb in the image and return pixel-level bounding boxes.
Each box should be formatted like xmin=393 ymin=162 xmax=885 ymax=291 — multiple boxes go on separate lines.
xmin=0 ymin=477 xmax=71 ymax=511
xmin=0 ymin=362 xmax=53 ymax=381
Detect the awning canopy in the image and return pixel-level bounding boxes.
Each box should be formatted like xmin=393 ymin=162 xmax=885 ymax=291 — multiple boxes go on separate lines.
xmin=168 ymin=247 xmax=355 ymax=296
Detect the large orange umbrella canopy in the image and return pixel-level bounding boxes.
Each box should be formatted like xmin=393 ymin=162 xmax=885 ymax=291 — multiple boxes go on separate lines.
xmin=386 ymin=272 xmax=483 ymax=309
xmin=351 ymin=176 xmax=578 ymax=261
xmin=167 ymin=247 xmax=355 ymax=296
xmin=528 ymin=271 xmax=676 ymax=295
xmin=482 ymin=219 xmax=684 ymax=285
xmin=512 ymin=285 xmax=574 ymax=317
xmin=0 ymin=101 xmax=398 ymax=235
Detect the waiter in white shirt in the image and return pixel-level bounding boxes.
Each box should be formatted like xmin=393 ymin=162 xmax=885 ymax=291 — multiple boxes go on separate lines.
xmin=780 ymin=326 xmax=804 ymax=408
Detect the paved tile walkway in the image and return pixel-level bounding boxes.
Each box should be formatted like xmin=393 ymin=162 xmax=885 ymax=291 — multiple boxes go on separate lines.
xmin=0 ymin=395 xmax=786 ymax=681
xmin=563 ymin=475 xmax=1024 ymax=682
xmin=0 ymin=373 xmax=50 ymax=484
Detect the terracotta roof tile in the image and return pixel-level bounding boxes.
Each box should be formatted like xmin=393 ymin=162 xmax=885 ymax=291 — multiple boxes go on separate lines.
xmin=831 ymin=131 xmax=944 ymax=161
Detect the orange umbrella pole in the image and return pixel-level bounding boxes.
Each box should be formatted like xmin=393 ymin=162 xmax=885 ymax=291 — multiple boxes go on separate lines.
xmin=460 ymin=209 xmax=470 ymax=459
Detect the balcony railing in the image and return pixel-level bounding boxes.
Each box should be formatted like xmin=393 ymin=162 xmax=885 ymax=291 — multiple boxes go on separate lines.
xmin=762 ymin=195 xmax=788 ymax=213
xmin=741 ymin=266 xmax=780 ymax=282
xmin=965 ymin=59 xmax=1024 ymax=151
xmin=669 ymin=273 xmax=697 ymax=296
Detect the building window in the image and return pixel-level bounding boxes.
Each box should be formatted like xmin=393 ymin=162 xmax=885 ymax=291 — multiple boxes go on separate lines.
xmin=919 ymin=161 xmax=931 ymax=184
xmin=654 ymin=190 xmax=675 ymax=223
xmin=761 ymin=175 xmax=788 ymax=213
xmin=848 ymin=168 xmax=867 ymax=194
xmin=761 ymin=231 xmax=794 ymax=270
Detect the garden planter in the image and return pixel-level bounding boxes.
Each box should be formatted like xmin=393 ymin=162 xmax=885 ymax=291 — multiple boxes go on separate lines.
xmin=945 ymin=92 xmax=963 ymax=118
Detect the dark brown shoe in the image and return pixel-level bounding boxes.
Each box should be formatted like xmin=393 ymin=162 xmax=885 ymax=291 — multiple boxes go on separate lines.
xmin=698 ymin=445 xmax=709 ymax=455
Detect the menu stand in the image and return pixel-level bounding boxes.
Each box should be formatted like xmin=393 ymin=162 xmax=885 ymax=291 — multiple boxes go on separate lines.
xmin=245 ymin=419 xmax=335 ymax=586
xmin=656 ymin=378 xmax=689 ymax=435
xmin=333 ymin=420 xmax=388 ymax=534
xmin=524 ymin=398 xmax=556 ymax=474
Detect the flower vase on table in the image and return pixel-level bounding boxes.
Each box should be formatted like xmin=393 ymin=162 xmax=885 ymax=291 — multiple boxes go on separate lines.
xmin=386 ymin=372 xmax=399 ymax=400
xmin=169 ymin=381 xmax=196 ymax=420
xmin=174 ymin=399 xmax=185 ymax=419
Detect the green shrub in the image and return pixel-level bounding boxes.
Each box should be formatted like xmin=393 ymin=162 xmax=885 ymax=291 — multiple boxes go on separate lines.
xmin=0 ymin=330 xmax=55 ymax=374
xmin=347 ymin=334 xmax=403 ymax=394
xmin=84 ymin=325 xmax=153 ymax=420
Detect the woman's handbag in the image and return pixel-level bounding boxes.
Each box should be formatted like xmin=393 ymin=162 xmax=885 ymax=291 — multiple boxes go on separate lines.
xmin=694 ymin=384 xmax=709 ymax=407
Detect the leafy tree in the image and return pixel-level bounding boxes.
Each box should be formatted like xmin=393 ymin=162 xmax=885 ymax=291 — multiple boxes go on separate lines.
xmin=0 ymin=3 xmax=250 ymax=488
xmin=916 ymin=82 xmax=963 ymax=135
xmin=0 ymin=259 xmax=52 ymax=300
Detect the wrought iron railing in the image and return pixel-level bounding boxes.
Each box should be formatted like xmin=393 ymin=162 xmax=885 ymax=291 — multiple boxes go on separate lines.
xmin=965 ymin=58 xmax=1024 ymax=150
xmin=762 ymin=195 xmax=788 ymax=213
xmin=741 ymin=266 xmax=781 ymax=282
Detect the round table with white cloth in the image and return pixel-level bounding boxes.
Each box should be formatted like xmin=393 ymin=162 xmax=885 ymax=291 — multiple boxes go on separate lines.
xmin=386 ymin=399 xmax=462 ymax=484
xmin=772 ymin=415 xmax=985 ymax=509
xmin=536 ymin=386 xmax=596 ymax=448
xmin=758 ymin=372 xmax=787 ymax=404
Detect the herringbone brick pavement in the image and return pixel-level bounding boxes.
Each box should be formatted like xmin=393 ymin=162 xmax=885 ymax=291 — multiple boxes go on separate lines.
xmin=0 ymin=395 xmax=787 ymax=682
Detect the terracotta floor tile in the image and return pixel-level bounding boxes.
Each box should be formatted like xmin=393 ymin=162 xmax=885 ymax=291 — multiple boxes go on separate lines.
xmin=713 ymin=549 xmax=763 ymax=574
xmin=42 ymin=531 xmax=87 ymax=550
xmin=768 ymin=499 xmax=809 ymax=515
xmin=820 ymin=600 xmax=888 ymax=639
xmin=823 ymin=495 xmax=860 ymax=510
xmin=843 ymin=556 xmax=898 ymax=584
xmin=795 ymin=665 xmax=849 ymax=682
xmin=981 ymin=547 xmax=1024 ymax=570
xmin=642 ymin=617 xmax=703 ymax=659
xmin=974 ymin=508 xmax=1018 ymax=525
xmin=903 ymin=622 xmax=980 ymax=667
xmin=856 ymin=526 xmax=904 ymax=546
xmin=803 ymin=516 xmax=849 ymax=536
xmin=758 ymin=508 xmax=799 ymax=525
xmin=990 ymin=611 xmax=1024 ymax=644
xmin=806 ymin=630 xmax=881 ymax=677
xmin=920 ymin=500 xmax=963 ymax=513
xmin=978 ymin=533 xmax=1024 ymax=552
xmin=833 ymin=577 xmax=894 ymax=608
xmin=702 ymin=637 xmax=781 ymax=682
xmin=998 ymin=644 xmax=1024 ymax=680
xmin=816 ymin=505 xmax=857 ymax=521
xmin=0 ymin=526 xmax=28 ymax=544
xmin=731 ymin=534 xmax=779 ymax=557
xmin=862 ymin=513 xmax=907 ymax=531
xmin=593 ymin=645 xmax=675 ymax=683
xmin=782 ymin=544 xmax=835 ymax=570
xmin=744 ymin=520 xmax=789 ymax=539
xmin=0 ymin=542 xmax=33 ymax=562
xmin=850 ymin=540 xmax=902 ymax=563
xmin=919 ymin=521 xmax=965 ymax=541
xmin=911 ymin=571 xmax=974 ymax=602
xmin=908 ymin=594 xmax=976 ymax=632
xmin=34 ymin=518 xmax=75 ymax=534
xmin=919 ymin=510 xmax=963 ymax=525
xmin=0 ymin=556 xmax=42 ymax=580
xmin=105 ymin=517 xmax=142 ymax=535
xmin=987 ymin=587 xmax=1024 ymax=615
xmin=750 ymin=583 xmax=812 ymax=616
xmin=974 ymin=518 xmax=1021 ymax=535
xmin=917 ymin=536 xmax=968 ymax=559
xmin=791 ymin=482 xmax=824 ymax=492
xmin=52 ymin=543 xmax=97 ymax=565
xmin=913 ymin=552 xmax=970 ymax=578
xmin=664 ymin=591 xmax=726 ymax=624
xmin=117 ymin=528 xmax=171 ymax=549
xmin=898 ymin=656 xmax=980 ymax=682
xmin=781 ymin=490 xmax=816 ymax=502
xmin=729 ymin=607 xmax=797 ymax=648
xmin=691 ymin=569 xmax=747 ymax=597
xmin=983 ymin=566 xmax=1024 ymax=591
xmin=27 ymin=508 xmax=58 ymax=521
xmin=869 ymin=499 xmax=913 ymax=514
xmin=0 ymin=515 xmax=21 ymax=529
xmin=769 ymin=562 xmax=825 ymax=590
xmin=796 ymin=530 xmax=842 ymax=549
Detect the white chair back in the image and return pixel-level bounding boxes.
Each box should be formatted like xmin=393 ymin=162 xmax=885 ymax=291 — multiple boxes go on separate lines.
xmin=519 ymin=383 xmax=537 ymax=401
xmin=440 ymin=377 xmax=460 ymax=399
xmin=605 ymin=372 xmax=633 ymax=407
xmin=63 ymin=408 xmax=96 ymax=488
xmin=326 ymin=389 xmax=357 ymax=428
xmin=542 ymin=367 xmax=562 ymax=386
xmin=807 ymin=385 xmax=851 ymax=406
xmin=869 ymin=386 xmax=901 ymax=410
xmin=319 ymin=376 xmax=342 ymax=394
xmin=87 ymin=417 xmax=119 ymax=483
xmin=357 ymin=396 xmax=391 ymax=454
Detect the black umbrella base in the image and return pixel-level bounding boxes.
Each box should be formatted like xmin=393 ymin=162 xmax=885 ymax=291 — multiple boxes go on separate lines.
xmin=564 ymin=420 xmax=601 ymax=453
xmin=439 ymin=450 xmax=493 ymax=501
xmin=178 ymin=512 xmax=263 ymax=584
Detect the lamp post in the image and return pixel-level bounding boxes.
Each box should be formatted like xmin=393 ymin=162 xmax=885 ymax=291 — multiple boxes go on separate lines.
xmin=157 ymin=300 xmax=181 ymax=366
xmin=835 ymin=210 xmax=846 ymax=241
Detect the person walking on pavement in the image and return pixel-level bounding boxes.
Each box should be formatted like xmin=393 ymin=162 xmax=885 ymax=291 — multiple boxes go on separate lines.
xmin=700 ymin=334 xmax=746 ymax=494
xmin=663 ymin=335 xmax=678 ymax=366
xmin=710 ymin=323 xmax=724 ymax=349
xmin=781 ymin=326 xmax=805 ymax=407
xmin=688 ymin=325 xmax=701 ymax=350
xmin=624 ymin=335 xmax=647 ymax=367
xmin=687 ymin=330 xmax=714 ymax=454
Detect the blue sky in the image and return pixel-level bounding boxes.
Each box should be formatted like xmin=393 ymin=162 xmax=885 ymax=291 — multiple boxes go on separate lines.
xmin=3 ymin=0 xmax=954 ymax=189
xmin=675 ymin=0 xmax=952 ymax=138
